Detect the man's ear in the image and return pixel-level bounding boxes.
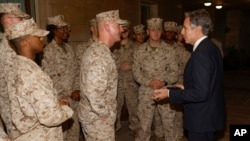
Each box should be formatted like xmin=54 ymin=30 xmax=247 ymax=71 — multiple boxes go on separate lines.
xmin=21 ymin=38 xmax=30 ymax=48
xmin=103 ymin=22 xmax=110 ymax=32
xmin=90 ymin=26 xmax=95 ymax=32
xmin=196 ymin=25 xmax=202 ymax=33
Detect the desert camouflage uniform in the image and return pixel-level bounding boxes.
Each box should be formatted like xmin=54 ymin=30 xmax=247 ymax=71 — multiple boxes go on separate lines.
xmin=78 ymin=41 xmax=118 ymax=141
xmin=133 ymin=40 xmax=179 ymax=141
xmin=113 ymin=40 xmax=139 ymax=131
xmin=152 ymin=108 xmax=164 ymax=139
xmin=42 ymin=40 xmax=80 ymax=141
xmin=0 ymin=116 xmax=8 ymax=140
xmin=74 ymin=38 xmax=97 ymax=87
xmin=7 ymin=55 xmax=74 ymax=141
xmin=175 ymin=42 xmax=191 ymax=84
xmin=173 ymin=42 xmax=190 ymax=140
xmin=75 ymin=38 xmax=97 ymax=66
xmin=0 ymin=36 xmax=21 ymax=139
xmin=132 ymin=41 xmax=142 ymax=52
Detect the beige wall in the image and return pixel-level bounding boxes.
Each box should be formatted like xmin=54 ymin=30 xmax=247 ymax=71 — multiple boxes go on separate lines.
xmin=33 ymin=0 xmax=243 ymax=48
xmin=35 ymin=0 xmax=140 ymax=43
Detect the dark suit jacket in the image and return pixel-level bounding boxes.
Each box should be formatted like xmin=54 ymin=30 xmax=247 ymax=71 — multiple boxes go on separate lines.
xmin=169 ymin=37 xmax=226 ymax=133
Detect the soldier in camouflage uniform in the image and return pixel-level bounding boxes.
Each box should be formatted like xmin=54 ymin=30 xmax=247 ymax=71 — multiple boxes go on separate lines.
xmin=78 ymin=10 xmax=125 ymax=141
xmin=175 ymin=25 xmax=191 ymax=84
xmin=164 ymin=22 xmax=191 ymax=140
xmin=42 ymin=15 xmax=80 ymax=141
xmin=6 ymin=18 xmax=74 ymax=141
xmin=132 ymin=24 xmax=146 ymax=49
xmin=75 ymin=18 xmax=98 ymax=68
xmin=133 ymin=18 xmax=179 ymax=141
xmin=0 ymin=3 xmax=30 ymax=141
xmin=74 ymin=18 xmax=98 ymax=91
xmin=163 ymin=21 xmax=179 ymax=49
xmin=173 ymin=25 xmax=191 ymax=141
xmin=113 ymin=20 xmax=140 ymax=134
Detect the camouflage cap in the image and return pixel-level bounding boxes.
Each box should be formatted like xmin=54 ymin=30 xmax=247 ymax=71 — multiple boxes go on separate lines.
xmin=176 ymin=25 xmax=183 ymax=34
xmin=6 ymin=18 xmax=49 ymax=40
xmin=96 ymin=10 xmax=126 ymax=24
xmin=133 ymin=24 xmax=145 ymax=34
xmin=89 ymin=18 xmax=97 ymax=27
xmin=47 ymin=15 xmax=69 ymax=27
xmin=164 ymin=21 xmax=178 ymax=32
xmin=0 ymin=3 xmax=30 ymax=19
xmin=67 ymin=24 xmax=71 ymax=31
xmin=120 ymin=19 xmax=130 ymax=29
xmin=146 ymin=18 xmax=163 ymax=30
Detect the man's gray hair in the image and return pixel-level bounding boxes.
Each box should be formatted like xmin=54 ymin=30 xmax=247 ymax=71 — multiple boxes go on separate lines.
xmin=184 ymin=9 xmax=213 ymax=35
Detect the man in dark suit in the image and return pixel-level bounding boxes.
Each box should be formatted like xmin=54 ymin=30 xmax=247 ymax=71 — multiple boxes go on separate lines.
xmin=151 ymin=9 xmax=226 ymax=141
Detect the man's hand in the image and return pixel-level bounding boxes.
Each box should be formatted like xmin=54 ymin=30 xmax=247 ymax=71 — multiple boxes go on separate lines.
xmin=59 ymin=98 xmax=70 ymax=106
xmin=120 ymin=62 xmax=132 ymax=72
xmin=70 ymin=90 xmax=80 ymax=101
xmin=2 ymin=136 xmax=10 ymax=141
xmin=149 ymin=79 xmax=165 ymax=90
xmin=151 ymin=88 xmax=169 ymax=101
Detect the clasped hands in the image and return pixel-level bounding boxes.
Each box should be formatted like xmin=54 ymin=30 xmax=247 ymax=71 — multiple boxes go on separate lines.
xmin=120 ymin=62 xmax=132 ymax=72
xmin=59 ymin=90 xmax=81 ymax=106
xmin=151 ymin=88 xmax=169 ymax=101
xmin=70 ymin=90 xmax=80 ymax=101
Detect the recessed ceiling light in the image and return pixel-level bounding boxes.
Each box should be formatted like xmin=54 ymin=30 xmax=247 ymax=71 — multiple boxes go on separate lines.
xmin=204 ymin=1 xmax=212 ymax=7
xmin=215 ymin=5 xmax=223 ymax=9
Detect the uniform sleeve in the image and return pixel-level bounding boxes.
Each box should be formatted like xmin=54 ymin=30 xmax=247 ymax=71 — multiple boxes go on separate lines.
xmin=27 ymin=71 xmax=74 ymax=127
xmin=164 ymin=51 xmax=179 ymax=84
xmin=71 ymin=48 xmax=80 ymax=91
xmin=132 ymin=50 xmax=151 ymax=86
xmin=82 ymin=55 xmax=110 ymax=117
xmin=41 ymin=46 xmax=57 ymax=80
xmin=113 ymin=49 xmax=121 ymax=71
xmin=0 ymin=119 xmax=8 ymax=141
xmin=73 ymin=44 xmax=83 ymax=92
xmin=41 ymin=45 xmax=65 ymax=96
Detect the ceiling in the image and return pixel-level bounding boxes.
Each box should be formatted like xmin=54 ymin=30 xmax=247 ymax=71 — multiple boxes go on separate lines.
xmin=182 ymin=0 xmax=250 ymax=9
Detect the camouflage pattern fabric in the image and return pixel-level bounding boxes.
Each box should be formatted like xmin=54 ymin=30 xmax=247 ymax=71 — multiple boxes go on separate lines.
xmin=113 ymin=40 xmax=139 ymax=131
xmin=78 ymin=41 xmax=118 ymax=141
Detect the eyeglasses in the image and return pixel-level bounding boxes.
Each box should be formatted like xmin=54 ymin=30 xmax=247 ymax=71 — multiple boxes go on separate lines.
xmin=56 ymin=26 xmax=69 ymax=32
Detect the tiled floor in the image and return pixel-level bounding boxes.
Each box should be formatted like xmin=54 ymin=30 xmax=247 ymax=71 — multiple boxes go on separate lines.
xmin=115 ymin=70 xmax=250 ymax=141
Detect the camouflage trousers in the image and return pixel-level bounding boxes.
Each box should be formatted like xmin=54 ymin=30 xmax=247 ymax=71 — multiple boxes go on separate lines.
xmin=0 ymin=117 xmax=7 ymax=139
xmin=81 ymin=111 xmax=116 ymax=141
xmin=62 ymin=100 xmax=80 ymax=141
xmin=136 ymin=87 xmax=177 ymax=141
xmin=152 ymin=108 xmax=164 ymax=138
xmin=173 ymin=104 xmax=184 ymax=139
xmin=116 ymin=81 xmax=139 ymax=131
xmin=157 ymin=100 xmax=177 ymax=141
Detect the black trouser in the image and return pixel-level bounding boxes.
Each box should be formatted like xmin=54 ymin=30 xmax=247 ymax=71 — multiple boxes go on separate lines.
xmin=188 ymin=131 xmax=216 ymax=141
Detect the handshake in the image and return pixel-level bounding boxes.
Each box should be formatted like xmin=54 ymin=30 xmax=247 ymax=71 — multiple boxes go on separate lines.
xmin=151 ymin=84 xmax=184 ymax=101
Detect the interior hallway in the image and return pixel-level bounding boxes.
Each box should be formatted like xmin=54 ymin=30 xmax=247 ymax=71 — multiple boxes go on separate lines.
xmin=115 ymin=70 xmax=250 ymax=141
